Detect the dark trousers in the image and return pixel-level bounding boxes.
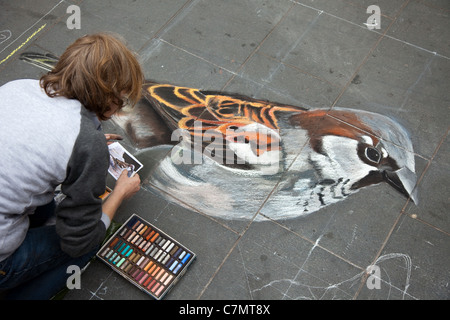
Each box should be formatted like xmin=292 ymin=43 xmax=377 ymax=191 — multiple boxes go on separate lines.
xmin=0 ymin=201 xmax=97 ymax=300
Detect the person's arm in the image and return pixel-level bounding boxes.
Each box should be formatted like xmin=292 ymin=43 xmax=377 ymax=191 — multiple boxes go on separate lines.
xmin=102 ymin=170 xmax=141 ymax=222
xmin=56 ymin=130 xmax=110 ymax=257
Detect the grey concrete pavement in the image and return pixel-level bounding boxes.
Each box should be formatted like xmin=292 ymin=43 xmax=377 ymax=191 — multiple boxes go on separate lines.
xmin=0 ymin=0 xmax=448 ymax=300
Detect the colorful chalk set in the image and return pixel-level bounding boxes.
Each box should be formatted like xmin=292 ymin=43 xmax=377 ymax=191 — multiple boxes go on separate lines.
xmin=97 ymin=214 xmax=196 ymax=299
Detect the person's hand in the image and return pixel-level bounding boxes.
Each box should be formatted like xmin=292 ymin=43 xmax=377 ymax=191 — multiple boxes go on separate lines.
xmin=102 ymin=171 xmax=141 ymax=221
xmin=114 ymin=170 xmax=141 ymax=200
xmin=105 ymin=133 xmax=123 ymax=145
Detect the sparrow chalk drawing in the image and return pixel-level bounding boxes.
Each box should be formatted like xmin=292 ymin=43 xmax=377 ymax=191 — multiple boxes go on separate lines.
xmin=20 ymin=53 xmax=418 ymax=221
xmin=132 ymin=83 xmax=418 ymax=220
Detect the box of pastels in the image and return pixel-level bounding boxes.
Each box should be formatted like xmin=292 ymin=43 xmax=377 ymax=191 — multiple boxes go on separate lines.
xmin=97 ymin=213 xmax=196 ymax=299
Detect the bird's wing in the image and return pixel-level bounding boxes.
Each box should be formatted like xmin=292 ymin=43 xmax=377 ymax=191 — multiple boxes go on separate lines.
xmin=142 ymin=82 xmax=305 ymax=168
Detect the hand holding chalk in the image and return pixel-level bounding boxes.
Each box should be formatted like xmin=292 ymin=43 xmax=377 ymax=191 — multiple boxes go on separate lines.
xmin=115 ymin=170 xmax=141 ymax=200
xmin=102 ymin=171 xmax=141 ymax=221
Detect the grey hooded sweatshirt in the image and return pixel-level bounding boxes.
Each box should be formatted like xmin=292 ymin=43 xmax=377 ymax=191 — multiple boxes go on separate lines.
xmin=0 ymin=79 xmax=111 ymax=261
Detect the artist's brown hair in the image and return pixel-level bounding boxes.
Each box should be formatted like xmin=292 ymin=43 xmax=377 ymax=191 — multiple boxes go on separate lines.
xmin=40 ymin=33 xmax=143 ymax=120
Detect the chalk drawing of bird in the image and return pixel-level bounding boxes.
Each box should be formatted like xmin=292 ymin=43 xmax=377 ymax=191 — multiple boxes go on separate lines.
xmin=136 ymin=83 xmax=418 ymax=220
xmin=20 ymin=52 xmax=418 ymax=221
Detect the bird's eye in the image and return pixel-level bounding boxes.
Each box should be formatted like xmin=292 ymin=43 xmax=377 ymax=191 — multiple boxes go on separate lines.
xmin=365 ymin=147 xmax=381 ymax=163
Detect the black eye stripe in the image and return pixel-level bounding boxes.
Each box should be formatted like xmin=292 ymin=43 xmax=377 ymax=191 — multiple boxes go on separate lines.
xmin=365 ymin=147 xmax=381 ymax=163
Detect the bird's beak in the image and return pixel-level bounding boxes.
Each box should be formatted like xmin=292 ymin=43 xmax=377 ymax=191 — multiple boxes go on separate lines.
xmin=384 ymin=167 xmax=419 ymax=204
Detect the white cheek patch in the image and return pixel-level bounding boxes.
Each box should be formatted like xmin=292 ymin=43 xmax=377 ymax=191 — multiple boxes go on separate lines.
xmin=313 ymin=136 xmax=375 ymax=185
xmin=381 ymin=147 xmax=388 ymax=158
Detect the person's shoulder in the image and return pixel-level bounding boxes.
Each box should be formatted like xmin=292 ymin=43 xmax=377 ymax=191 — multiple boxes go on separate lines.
xmin=0 ymin=78 xmax=39 ymax=90
xmin=75 ymin=110 xmax=108 ymax=153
